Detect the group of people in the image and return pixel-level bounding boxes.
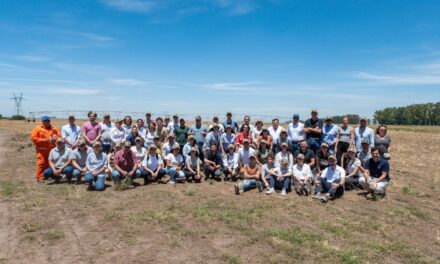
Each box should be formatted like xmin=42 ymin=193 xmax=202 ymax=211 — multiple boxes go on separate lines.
xmin=30 ymin=109 xmax=392 ymax=202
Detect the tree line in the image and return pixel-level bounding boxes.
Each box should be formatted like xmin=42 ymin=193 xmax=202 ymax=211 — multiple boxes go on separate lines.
xmin=374 ymin=102 xmax=440 ymax=126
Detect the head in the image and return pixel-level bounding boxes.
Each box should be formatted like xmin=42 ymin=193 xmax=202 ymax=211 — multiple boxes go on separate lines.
xmin=115 ymin=119 xmax=122 ymax=128
xmin=156 ymin=117 xmax=163 ymax=127
xmin=376 ymin=125 xmax=388 ymax=136
xmin=321 ymin=143 xmax=329 ymax=153
xmin=311 ymin=109 xmax=318 ymax=119
xmin=293 ymin=114 xmax=300 ymax=123
xmin=347 ymin=147 xmax=357 ymax=159
xmin=78 ymin=140 xmax=87 ymax=151
xmin=210 ymin=144 xmax=217 ymax=154
xmin=173 ymin=115 xmax=179 ymax=122
xmin=243 ymin=140 xmax=250 ymax=150
xmin=281 ymin=142 xmax=288 ymax=152
xmin=42 ymin=115 xmax=51 ymax=127
xmin=255 ymin=120 xmax=263 ymax=129
xmin=328 ymin=156 xmax=336 ymax=168
xmin=56 ymin=139 xmax=65 ymax=150
xmin=145 ymin=112 xmax=152 ymax=120
xmin=325 ymin=116 xmax=333 ymax=125
xmin=68 ymin=116 xmax=75 ymax=125
xmin=225 ymin=125 xmax=232 ymax=134
xmin=361 ymin=140 xmax=370 ymax=152
xmin=360 ymin=117 xmax=368 ymax=127
xmin=213 ymin=116 xmax=219 ymax=123
xmin=168 ymin=133 xmax=175 ymax=143
xmin=195 ymin=116 xmax=202 ymax=125
xmin=190 ymin=146 xmax=197 ymax=156
xmin=371 ymin=147 xmax=380 ymax=161
xmin=244 ymin=115 xmax=251 ymax=125
xmin=179 ymin=118 xmax=185 ymax=127
xmin=280 ymin=130 xmax=287 ymax=139
xmin=137 ymin=119 xmax=144 ymax=127
xmin=228 ymin=144 xmax=235 ymax=153
xmin=173 ymin=144 xmax=180 ymax=154
xmin=149 ymin=145 xmax=157 ymax=154
xmin=153 ymin=135 xmax=160 ymax=144
xmin=93 ymin=141 xmax=102 ymax=153
xmin=262 ymin=128 xmax=269 ymax=136
xmin=296 ymin=154 xmax=305 ymax=165
xmin=299 ymin=140 xmax=308 ymax=150
xmin=114 ymin=142 xmax=122 ymax=153
xmin=342 ymin=116 xmax=349 ymax=126
xmin=226 ymin=112 xmax=232 ymax=120
xmin=267 ymin=154 xmax=275 ymax=164
xmin=280 ymin=158 xmax=289 ymax=169
xmin=124 ymin=116 xmax=132 ymax=126
xmin=249 ymin=155 xmax=257 ymax=165
xmin=188 ymin=135 xmax=195 ymax=143
xmin=272 ymin=118 xmax=279 ymax=127
xmin=88 ymin=111 xmax=97 ymax=122
xmin=131 ymin=126 xmax=138 ymax=134
xmin=103 ymin=113 xmax=110 ymax=123
xmin=124 ymin=142 xmax=132 ymax=153
xmin=149 ymin=122 xmax=156 ymax=131
xmin=135 ymin=137 xmax=142 ymax=146
xmin=164 ymin=116 xmax=170 ymax=125
xmin=242 ymin=124 xmax=250 ymax=134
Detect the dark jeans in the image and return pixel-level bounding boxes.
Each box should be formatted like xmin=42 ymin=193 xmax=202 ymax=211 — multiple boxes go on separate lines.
xmin=307 ymin=138 xmax=321 ymax=156
xmin=290 ymin=141 xmax=300 ymax=155
xmin=223 ymin=167 xmax=239 ymax=180
xmin=43 ymin=165 xmax=74 ymax=180
xmin=315 ymin=177 xmax=344 ymax=197
xmin=101 ymin=141 xmax=112 ymax=154
xmin=204 ymin=166 xmax=222 ymax=179
xmin=336 ymin=141 xmax=350 ymax=166
xmin=197 ymin=142 xmax=205 ymax=162
xmin=271 ymin=144 xmax=280 ymax=155
xmin=345 ymin=176 xmax=359 ymax=190
xmin=143 ymin=168 xmax=166 ymax=183
xmin=268 ymin=176 xmax=291 ymax=191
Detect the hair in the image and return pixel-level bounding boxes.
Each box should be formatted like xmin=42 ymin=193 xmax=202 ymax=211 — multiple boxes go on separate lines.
xmin=371 ymin=147 xmax=379 ymax=154
xmin=156 ymin=117 xmax=163 ymax=122
xmin=136 ymin=118 xmax=143 ymax=123
xmin=124 ymin=115 xmax=132 ymax=125
xmin=240 ymin=124 xmax=250 ymax=133
xmin=272 ymin=118 xmax=279 ymax=122
xmin=375 ymin=125 xmax=388 ymax=135
xmin=87 ymin=111 xmax=97 ymax=117
xmin=149 ymin=122 xmax=156 ymax=129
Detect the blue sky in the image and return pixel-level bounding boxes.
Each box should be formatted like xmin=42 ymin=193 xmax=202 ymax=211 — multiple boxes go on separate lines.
xmin=1 ymin=0 xmax=440 ymax=121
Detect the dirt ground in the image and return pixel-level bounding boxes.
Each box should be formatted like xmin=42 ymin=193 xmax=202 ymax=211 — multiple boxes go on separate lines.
xmin=0 ymin=119 xmax=439 ymax=264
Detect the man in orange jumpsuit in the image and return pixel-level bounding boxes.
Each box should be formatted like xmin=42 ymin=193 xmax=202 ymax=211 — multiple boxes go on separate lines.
xmin=31 ymin=115 xmax=61 ymax=183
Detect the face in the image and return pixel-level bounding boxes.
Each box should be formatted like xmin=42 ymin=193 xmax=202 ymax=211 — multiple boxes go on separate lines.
xmin=362 ymin=143 xmax=369 ymax=151
xmin=267 ymin=157 xmax=273 ymax=164
xmin=169 ymin=137 xmax=175 ymax=142
xmin=281 ymin=145 xmax=288 ymax=152
xmin=116 ymin=121 xmax=122 ymax=128
xmin=124 ymin=117 xmax=131 ymax=125
xmin=243 ymin=125 xmax=249 ymax=133
xmin=348 ymin=151 xmax=355 ymax=157
xmin=272 ymin=120 xmax=279 ymax=127
xmin=213 ymin=118 xmax=219 ymax=123
xmin=228 ymin=147 xmax=234 ymax=153
xmin=378 ymin=126 xmax=387 ymax=135
xmin=227 ymin=114 xmax=232 ymax=120
xmin=57 ymin=142 xmax=64 ymax=149
xmin=173 ymin=117 xmax=178 ymax=122
xmin=328 ymin=158 xmax=336 ymax=167
xmin=311 ymin=112 xmax=318 ymax=118
xmin=124 ymin=146 xmax=131 ymax=153
xmin=135 ymin=140 xmax=142 ymax=145
xmin=149 ymin=123 xmax=156 ymax=130
xmin=325 ymin=119 xmax=332 ymax=125
xmin=196 ymin=118 xmax=201 ymax=124
xmin=150 ymin=147 xmax=156 ymax=154
xmin=173 ymin=147 xmax=180 ymax=154
xmin=244 ymin=116 xmax=250 ymax=124
xmin=300 ymin=141 xmax=307 ymax=150
xmin=372 ymin=150 xmax=380 ymax=161
xmin=146 ymin=114 xmax=151 ymax=120
xmin=322 ymin=146 xmax=328 ymax=152
xmin=43 ymin=120 xmax=51 ymax=127
xmin=131 ymin=127 xmax=138 ymax=134
xmin=156 ymin=119 xmax=163 ymax=127
xmin=79 ymin=144 xmax=87 ymax=151
xmin=226 ymin=127 xmax=232 ymax=134
xmin=180 ymin=119 xmax=185 ymax=126
xmin=256 ymin=122 xmax=262 ymax=128
xmin=293 ymin=117 xmax=299 ymax=123
xmin=210 ymin=146 xmax=217 ymax=153
xmin=68 ymin=118 xmax=75 ymax=125
xmin=243 ymin=142 xmax=249 ymax=149
xmin=89 ymin=114 xmax=96 ymax=122
xmin=94 ymin=145 xmax=102 ymax=152
xmin=137 ymin=120 xmax=144 ymax=127
xmin=360 ymin=120 xmax=367 ymax=126
xmin=343 ymin=117 xmax=349 ymax=125
xmin=249 ymin=157 xmax=256 ymax=165
xmin=104 ymin=116 xmax=110 ymax=122
xmin=297 ymin=158 xmax=304 ymax=165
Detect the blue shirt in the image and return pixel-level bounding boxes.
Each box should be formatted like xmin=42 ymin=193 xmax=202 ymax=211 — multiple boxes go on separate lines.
xmin=365 ymin=158 xmax=390 ymax=181
xmin=322 ymin=124 xmax=339 ymax=146
xmin=355 ymin=126 xmax=375 ymax=152
xmin=62 ymin=124 xmax=81 ymax=147
xmin=223 ymin=120 xmax=238 ymax=133
xmin=189 ymin=124 xmax=208 ymax=144
xmin=220 ymin=133 xmax=236 ymax=152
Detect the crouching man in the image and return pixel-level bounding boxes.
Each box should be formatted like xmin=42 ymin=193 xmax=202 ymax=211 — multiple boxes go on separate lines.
xmin=44 ymin=139 xmax=73 ymax=183
xmin=234 ymin=154 xmax=266 ymax=195
xmin=84 ymin=141 xmax=108 ymax=191
xmin=313 ymin=155 xmax=345 ymax=203
xmin=359 ymin=147 xmax=390 ymax=199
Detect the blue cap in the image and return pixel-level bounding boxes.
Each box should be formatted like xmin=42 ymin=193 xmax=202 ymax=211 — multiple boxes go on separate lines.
xmin=41 ymin=115 xmax=50 ymax=121
xmin=293 ymin=114 xmax=300 ymax=119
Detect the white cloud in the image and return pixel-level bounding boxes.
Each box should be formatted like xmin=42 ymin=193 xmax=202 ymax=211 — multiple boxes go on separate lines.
xmin=78 ymin=32 xmax=114 ymax=42
xmin=46 ymin=88 xmax=101 ymax=95
xmin=107 ymin=78 xmax=148 ymax=86
xmin=100 ymin=0 xmax=157 ymax=12
xmin=353 ymin=71 xmax=440 ymax=85
xmin=205 ymin=82 xmax=261 ymax=91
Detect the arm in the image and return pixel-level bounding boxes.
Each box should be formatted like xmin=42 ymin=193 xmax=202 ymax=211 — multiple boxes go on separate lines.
xmin=186 ymin=158 xmax=196 ymax=174
xmin=350 ymin=127 xmax=355 ymax=145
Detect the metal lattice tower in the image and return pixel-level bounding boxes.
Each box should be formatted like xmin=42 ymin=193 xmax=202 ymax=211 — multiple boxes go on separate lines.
xmin=10 ymin=93 xmax=25 ymax=116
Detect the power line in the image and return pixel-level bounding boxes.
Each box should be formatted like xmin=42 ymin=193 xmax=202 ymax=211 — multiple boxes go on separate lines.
xmin=9 ymin=93 xmax=25 ymax=116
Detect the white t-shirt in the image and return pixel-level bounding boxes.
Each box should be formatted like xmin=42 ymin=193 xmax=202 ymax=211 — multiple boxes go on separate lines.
xmin=100 ymin=122 xmax=114 ymax=142
xmin=347 ymin=159 xmax=361 ymax=176
xmin=237 ymin=147 xmax=256 ymax=166
xmin=110 ymin=127 xmax=125 ymax=145
xmin=275 ymin=151 xmax=294 ymax=168
xmin=287 ymin=122 xmax=305 ymax=142
xmin=130 ymin=146 xmax=147 ymax=163
xmin=223 ymin=152 xmax=239 ymax=169
xmin=268 ymin=126 xmax=283 ymax=146
xmin=142 ymin=153 xmax=163 ymax=171
xmin=293 ymin=163 xmax=313 ymax=180
xmin=165 ymin=153 xmax=183 ymax=168
xmin=272 ymin=166 xmax=292 ymax=176
xmin=320 ymin=165 xmax=346 ymax=183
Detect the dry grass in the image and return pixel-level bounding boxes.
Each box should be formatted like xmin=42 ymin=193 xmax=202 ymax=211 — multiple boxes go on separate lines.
xmin=0 ymin=120 xmax=439 ymax=264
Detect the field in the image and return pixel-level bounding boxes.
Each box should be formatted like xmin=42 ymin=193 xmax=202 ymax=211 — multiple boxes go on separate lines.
xmin=0 ymin=119 xmax=439 ymax=264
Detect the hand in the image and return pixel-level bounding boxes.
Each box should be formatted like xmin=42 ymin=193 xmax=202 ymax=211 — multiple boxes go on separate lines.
xmin=81 ymin=168 xmax=88 ymax=173
xmin=331 ymin=183 xmax=339 ymax=189
xmin=152 ymin=172 xmax=158 ymax=178
xmin=53 ymin=169 xmax=60 ymax=176
xmin=122 ymin=171 xmax=128 ymax=177
xmin=93 ymin=171 xmax=99 ymax=177
xmin=127 ymin=171 xmax=134 ymax=177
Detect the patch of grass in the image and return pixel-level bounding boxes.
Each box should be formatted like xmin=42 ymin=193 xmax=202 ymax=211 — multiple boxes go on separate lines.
xmin=0 ymin=180 xmax=25 ymax=198
xmin=23 ymin=234 xmax=37 ymax=242
xmin=185 ymin=187 xmax=196 ymax=196
xmin=402 ymin=184 xmax=418 ymax=196
xmin=147 ymin=209 xmax=176 ymax=225
xmin=222 ymin=254 xmax=242 ymax=264
xmin=389 ymin=206 xmax=430 ymax=220
xmin=21 ymin=223 xmax=42 ymax=233
xmin=103 ymin=211 xmax=123 ymax=222
xmin=269 ymin=227 xmax=322 ymax=245
xmin=44 ymin=229 xmax=64 ymax=241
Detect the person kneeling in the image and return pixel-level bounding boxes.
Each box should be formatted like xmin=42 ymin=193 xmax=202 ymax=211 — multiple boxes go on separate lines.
xmin=313 ymin=155 xmax=345 ymax=203
xmin=359 ymin=147 xmax=390 ymax=199
xmin=185 ymin=147 xmax=203 ymax=182
xmin=204 ymin=144 xmax=223 ymax=181
xmin=292 ymin=154 xmax=313 ymax=196
xmin=234 ymin=155 xmax=267 ymax=195
xmin=84 ymin=141 xmax=108 ymax=191
xmin=165 ymin=144 xmax=185 ymax=184
xmin=141 ymin=144 xmax=167 ymax=184
xmin=112 ymin=141 xmax=138 ymax=189
xmin=266 ymin=158 xmax=292 ymax=196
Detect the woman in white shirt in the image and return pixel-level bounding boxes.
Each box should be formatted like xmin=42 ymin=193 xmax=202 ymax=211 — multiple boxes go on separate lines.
xmin=165 ymin=144 xmax=185 ymax=184
xmin=144 ymin=122 xmax=157 ymax=149
xmin=345 ymin=147 xmax=361 ymax=190
xmin=223 ymin=144 xmax=239 ymax=181
xmin=141 ymin=144 xmax=166 ymax=184
xmin=292 ymin=154 xmax=313 ymax=195
xmin=130 ymin=137 xmax=147 ymax=179
xmin=110 ymin=119 xmax=125 ymax=147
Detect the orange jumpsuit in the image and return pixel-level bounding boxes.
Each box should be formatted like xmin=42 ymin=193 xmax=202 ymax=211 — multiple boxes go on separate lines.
xmin=31 ymin=124 xmax=60 ymax=180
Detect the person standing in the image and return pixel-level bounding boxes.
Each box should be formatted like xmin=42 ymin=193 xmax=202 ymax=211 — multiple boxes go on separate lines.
xmin=110 ymin=119 xmax=125 ymax=147
xmin=100 ymin=113 xmax=114 ymax=154
xmin=304 ymin=109 xmax=323 ymax=155
xmin=167 ymin=114 xmax=179 ymax=134
xmin=155 ymin=117 xmax=168 ymax=144
xmin=31 ymin=115 xmax=61 ymax=183
xmin=174 ymin=118 xmax=190 ymax=150
xmin=321 ymin=116 xmax=338 ymax=152
xmin=223 ymin=112 xmax=239 ymax=133
xmin=268 ymin=118 xmax=282 ymax=154
xmin=61 ymin=115 xmax=80 ymax=150
xmin=354 ymin=117 xmax=375 ymax=153
xmin=374 ymin=125 xmax=392 ymax=159
xmin=82 ymin=111 xmax=101 ymax=147
xmin=189 ymin=115 xmax=208 ymax=160
xmin=335 ymin=116 xmax=354 ymax=166
xmin=287 ymin=114 xmax=304 ymax=155
xmin=144 ymin=112 xmax=153 ymax=129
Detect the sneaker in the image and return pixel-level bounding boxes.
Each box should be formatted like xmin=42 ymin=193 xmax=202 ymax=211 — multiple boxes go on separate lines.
xmin=321 ymin=194 xmax=330 ymax=203
xmin=256 ymin=182 xmax=263 ymax=192
xmin=281 ymin=189 xmax=287 ymax=196
xmin=303 ymin=188 xmax=309 ymax=196
xmin=266 ymin=188 xmax=275 ymax=195
xmin=37 ymin=179 xmax=45 ymax=184
xmin=169 ymin=181 xmax=176 ymax=185
xmin=313 ymin=192 xmax=322 ymax=200
xmin=234 ymin=184 xmax=240 ymax=195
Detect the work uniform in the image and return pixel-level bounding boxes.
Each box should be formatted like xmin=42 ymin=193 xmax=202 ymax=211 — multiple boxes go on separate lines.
xmin=31 ymin=124 xmax=60 ymax=180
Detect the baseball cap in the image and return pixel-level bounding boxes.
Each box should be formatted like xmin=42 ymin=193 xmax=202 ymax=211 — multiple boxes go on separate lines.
xmin=153 ymin=135 xmax=160 ymax=139
xmin=212 ymin=116 xmax=219 ymax=120
xmin=173 ymin=114 xmax=178 ymax=118
xmin=93 ymin=141 xmax=102 ymax=147
xmin=296 ymin=153 xmax=305 ymax=160
xmin=135 ymin=137 xmax=142 ymax=142
xmin=328 ymin=155 xmax=337 ymax=161
xmin=56 ymin=138 xmax=64 ymax=144
xmin=103 ymin=113 xmax=110 ymax=117
xmin=361 ymin=139 xmax=370 ymax=145
xmin=228 ymin=144 xmax=235 ymax=149
xmin=311 ymin=108 xmax=318 ymax=113
xmin=42 ymin=115 xmax=50 ymax=121
xmin=280 ymin=158 xmax=289 ymax=165
xmin=360 ymin=116 xmax=368 ymax=121
xmin=347 ymin=147 xmax=356 ymax=153
xmin=321 ymin=143 xmax=329 ymax=148
xmin=145 ymin=112 xmax=152 ymax=116
xmin=195 ymin=115 xmax=201 ymax=120
xmin=68 ymin=115 xmax=75 ymax=119
xmin=188 ymin=134 xmax=194 ymax=140
xmin=168 ymin=133 xmax=175 ymax=138
xmin=173 ymin=144 xmax=180 ymax=149
xmin=115 ymin=118 xmax=123 ymax=123
xmin=150 ymin=144 xmax=157 ymax=149
xmin=325 ymin=116 xmax=333 ymax=121
xmin=243 ymin=139 xmax=250 ymax=144
xmin=281 ymin=142 xmax=288 ymax=147
xmin=115 ymin=142 xmax=122 ymax=148
xmin=249 ymin=154 xmax=257 ymax=159
xmin=124 ymin=141 xmax=132 ymax=147
xmin=190 ymin=146 xmax=197 ymax=152
xmin=293 ymin=114 xmax=300 ymax=119
xmin=225 ymin=124 xmax=232 ymax=129
xmin=78 ymin=139 xmax=86 ymax=146
xmin=226 ymin=112 xmax=232 ymax=116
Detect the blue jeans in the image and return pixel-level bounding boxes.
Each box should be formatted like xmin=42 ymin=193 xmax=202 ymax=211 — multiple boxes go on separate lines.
xmin=111 ymin=170 xmax=122 ymax=183
xmin=43 ymin=165 xmax=73 ymax=180
xmin=290 ymin=141 xmax=300 ymax=154
xmin=72 ymin=168 xmax=84 ymax=179
xmin=84 ymin=172 xmax=106 ymax=191
xmin=166 ymin=167 xmax=185 ymax=182
xmin=307 ymin=138 xmax=321 ymax=156
xmin=269 ymin=176 xmax=291 ymax=190
xmin=315 ymin=177 xmax=344 ymax=197
xmin=141 ymin=168 xmax=167 ymax=183
xmin=101 ymin=141 xmax=112 ymax=154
